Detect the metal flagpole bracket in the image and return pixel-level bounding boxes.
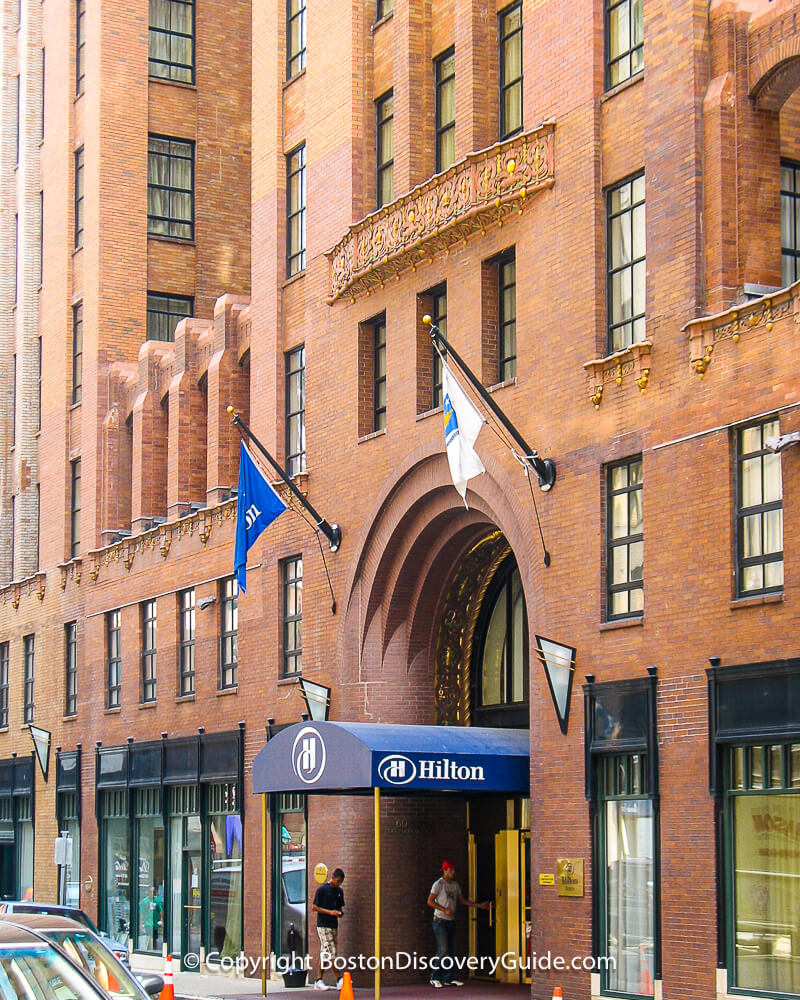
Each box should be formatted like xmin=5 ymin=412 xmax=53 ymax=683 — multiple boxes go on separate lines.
xmin=227 ymin=407 xmax=343 ymax=551
xmin=423 ymin=317 xmax=557 ymax=492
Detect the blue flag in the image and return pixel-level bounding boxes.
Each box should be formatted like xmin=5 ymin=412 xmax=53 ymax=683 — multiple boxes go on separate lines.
xmin=234 ymin=441 xmax=287 ymax=592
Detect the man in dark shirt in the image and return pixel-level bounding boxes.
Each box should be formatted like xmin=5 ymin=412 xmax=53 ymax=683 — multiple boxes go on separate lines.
xmin=312 ymin=868 xmax=345 ymax=991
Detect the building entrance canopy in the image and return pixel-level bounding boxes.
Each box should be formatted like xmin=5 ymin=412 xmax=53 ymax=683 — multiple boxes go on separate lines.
xmin=251 ymin=721 xmax=529 ymax=794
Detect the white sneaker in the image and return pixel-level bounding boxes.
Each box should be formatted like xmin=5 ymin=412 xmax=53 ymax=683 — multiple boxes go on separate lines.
xmin=431 ymin=980 xmax=443 ymax=988
xmin=314 ymin=980 xmax=330 ymax=991
xmin=447 ymin=980 xmax=465 ymax=987
xmin=337 ymin=979 xmax=344 ymax=990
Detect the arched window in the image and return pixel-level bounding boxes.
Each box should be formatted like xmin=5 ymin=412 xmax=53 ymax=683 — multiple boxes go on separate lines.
xmin=472 ymin=556 xmax=528 ymax=728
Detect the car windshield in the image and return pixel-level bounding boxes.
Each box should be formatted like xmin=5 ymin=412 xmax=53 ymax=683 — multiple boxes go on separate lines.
xmin=283 ymin=869 xmax=305 ymax=904
xmin=47 ymin=933 xmax=142 ymax=1000
xmin=0 ymin=943 xmax=103 ymax=1000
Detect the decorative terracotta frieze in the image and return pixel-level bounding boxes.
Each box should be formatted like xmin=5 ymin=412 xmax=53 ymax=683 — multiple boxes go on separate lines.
xmin=583 ymin=341 xmax=653 ymax=409
xmin=326 ymin=123 xmax=555 ymax=302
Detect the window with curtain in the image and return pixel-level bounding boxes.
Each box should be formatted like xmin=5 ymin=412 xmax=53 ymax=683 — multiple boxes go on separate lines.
xmin=736 ymin=418 xmax=783 ymax=597
xmin=149 ymin=0 xmax=194 ymax=83
xmin=220 ymin=577 xmax=238 ymax=689
xmin=606 ymin=0 xmax=643 ymax=88
xmin=141 ymin=599 xmax=157 ymax=703
xmin=606 ymin=456 xmax=643 ymax=620
xmin=287 ymin=0 xmax=306 ymax=79
xmin=72 ymin=302 xmax=83 ymax=404
xmin=107 ymin=610 xmax=121 ymax=709
xmin=70 ymin=458 xmax=81 ymax=559
xmin=287 ymin=144 xmax=306 ymax=277
xmin=498 ymin=251 xmax=516 ymax=381
xmin=431 ymin=286 xmax=446 ymax=409
xmin=0 ymin=643 xmax=8 ymax=729
xmin=146 ymin=292 xmax=193 ymax=342
xmin=65 ymin=622 xmax=78 ymax=717
xmin=376 ymin=91 xmax=394 ymax=208
xmin=781 ymin=161 xmax=800 ymax=286
xmin=499 ymin=2 xmax=522 ymax=139
xmin=607 ymin=172 xmax=645 ymax=352
xmin=179 ymin=588 xmax=195 ymax=696
xmin=74 ymin=147 xmax=84 ymax=249
xmin=435 ymin=49 xmax=456 ymax=172
xmin=148 ymin=135 xmax=194 ymax=240
xmin=282 ymin=557 xmax=303 ymax=677
xmin=285 ymin=346 xmax=306 ymax=477
xmin=23 ymin=635 xmax=34 ymax=725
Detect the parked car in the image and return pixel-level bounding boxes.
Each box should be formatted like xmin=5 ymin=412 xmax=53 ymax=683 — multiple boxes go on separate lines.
xmin=0 ymin=902 xmax=128 ymax=967
xmin=0 ymin=914 xmax=162 ymax=999
xmin=281 ymin=857 xmax=306 ymax=953
xmin=0 ymin=919 xmax=114 ymax=1000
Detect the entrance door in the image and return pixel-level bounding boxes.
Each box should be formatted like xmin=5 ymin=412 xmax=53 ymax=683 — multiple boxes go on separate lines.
xmin=494 ymin=829 xmax=530 ymax=984
xmin=183 ymin=849 xmax=202 ymax=967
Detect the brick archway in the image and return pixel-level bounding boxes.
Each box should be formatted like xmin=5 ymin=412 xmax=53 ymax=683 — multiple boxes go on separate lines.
xmin=749 ymin=9 xmax=800 ymax=111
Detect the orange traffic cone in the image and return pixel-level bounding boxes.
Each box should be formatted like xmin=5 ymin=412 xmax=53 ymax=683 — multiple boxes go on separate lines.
xmin=159 ymin=955 xmax=175 ymax=1000
xmin=338 ymin=971 xmax=354 ymax=1000
xmin=551 ymin=989 xmax=563 ymax=1000
xmin=638 ymin=968 xmax=653 ymax=996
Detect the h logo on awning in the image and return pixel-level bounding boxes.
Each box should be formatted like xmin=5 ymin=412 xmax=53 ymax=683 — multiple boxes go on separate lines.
xmin=291 ymin=726 xmax=327 ymax=784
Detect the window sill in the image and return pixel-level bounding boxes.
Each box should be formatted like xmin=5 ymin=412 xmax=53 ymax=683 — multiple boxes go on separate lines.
xmin=139 ymin=701 xmax=157 ymax=710
xmin=358 ymin=427 xmax=387 ymax=444
xmin=175 ymin=693 xmax=195 ymax=703
xmin=583 ymin=340 xmax=652 ymax=409
xmin=104 ymin=707 xmax=121 ymax=715
xmin=599 ymin=615 xmax=643 ymax=632
xmin=730 ymin=591 xmax=784 ymax=610
xmin=416 ymin=405 xmax=443 ymax=422
xmin=283 ymin=270 xmax=306 ymax=289
xmin=149 ymin=76 xmax=197 ymax=92
xmin=278 ymin=675 xmax=301 ymax=687
xmin=72 ymin=245 xmax=83 ymax=258
xmin=600 ymin=69 xmax=644 ymax=104
xmin=148 ymin=233 xmax=196 ymax=247
xmin=487 ymin=376 xmax=517 ymax=393
xmin=63 ymin=714 xmax=77 ymax=722
xmin=70 ymin=401 xmax=82 ymax=412
xmin=372 ymin=10 xmax=393 ymax=30
xmin=216 ymin=686 xmax=239 ymax=697
xmin=284 ymin=68 xmax=306 ymax=90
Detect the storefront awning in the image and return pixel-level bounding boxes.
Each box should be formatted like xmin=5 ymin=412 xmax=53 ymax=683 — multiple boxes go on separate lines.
xmin=251 ymin=721 xmax=529 ymax=794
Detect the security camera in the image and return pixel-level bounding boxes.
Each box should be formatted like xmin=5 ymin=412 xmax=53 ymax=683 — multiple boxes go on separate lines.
xmin=198 ymin=595 xmax=216 ymax=610
xmin=765 ymin=432 xmax=800 ymax=453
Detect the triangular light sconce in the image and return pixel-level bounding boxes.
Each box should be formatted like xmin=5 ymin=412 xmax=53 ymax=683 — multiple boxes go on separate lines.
xmin=535 ymin=635 xmax=577 ymax=735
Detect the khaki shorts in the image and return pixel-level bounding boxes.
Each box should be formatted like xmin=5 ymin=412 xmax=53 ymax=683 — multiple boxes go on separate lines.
xmin=317 ymin=926 xmax=338 ymax=964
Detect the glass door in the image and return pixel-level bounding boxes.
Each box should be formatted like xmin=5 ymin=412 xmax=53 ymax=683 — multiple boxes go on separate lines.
xmin=183 ymin=847 xmax=202 ymax=965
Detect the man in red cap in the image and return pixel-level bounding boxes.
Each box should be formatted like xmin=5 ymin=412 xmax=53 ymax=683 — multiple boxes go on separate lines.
xmin=426 ymin=860 xmax=489 ymax=987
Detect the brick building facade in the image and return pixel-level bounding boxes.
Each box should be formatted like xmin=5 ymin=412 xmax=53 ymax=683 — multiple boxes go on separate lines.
xmin=2 ymin=0 xmax=800 ymax=998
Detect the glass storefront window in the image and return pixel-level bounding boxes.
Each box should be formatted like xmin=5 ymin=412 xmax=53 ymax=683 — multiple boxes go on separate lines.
xmin=17 ymin=796 xmax=34 ymax=901
xmin=135 ymin=790 xmax=165 ymax=953
xmin=209 ymin=784 xmax=242 ymax=959
xmin=59 ymin=792 xmax=81 ymax=907
xmin=273 ymin=793 xmax=306 ymax=957
xmin=102 ymin=791 xmax=130 ymax=944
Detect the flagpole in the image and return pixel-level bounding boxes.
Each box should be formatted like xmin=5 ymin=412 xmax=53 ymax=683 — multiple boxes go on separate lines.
xmin=227 ymin=407 xmax=342 ymax=552
xmin=423 ymin=316 xmax=556 ymax=491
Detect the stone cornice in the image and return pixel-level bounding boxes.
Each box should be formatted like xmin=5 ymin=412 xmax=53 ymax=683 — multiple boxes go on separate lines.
xmin=326 ymin=123 xmax=555 ymax=302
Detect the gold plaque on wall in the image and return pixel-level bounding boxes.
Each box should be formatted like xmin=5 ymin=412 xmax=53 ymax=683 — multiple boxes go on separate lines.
xmin=314 ymin=863 xmax=329 ymax=884
xmin=538 ymin=873 xmax=555 ymax=886
xmin=556 ymin=858 xmax=584 ymax=897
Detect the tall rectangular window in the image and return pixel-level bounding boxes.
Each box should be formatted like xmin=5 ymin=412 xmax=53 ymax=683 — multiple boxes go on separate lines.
xmin=499 ymin=3 xmax=522 ymax=139
xmin=148 ymin=135 xmax=194 ymax=240
xmin=14 ymin=215 xmax=18 ymax=305
xmin=607 ymin=172 xmax=645 ymax=353
xmin=15 ymin=76 xmax=20 ymax=165
xmin=598 ymin=753 xmax=655 ymax=994
xmin=146 ymin=292 xmax=192 ymax=342
xmin=40 ymin=49 xmax=45 ymax=141
xmin=149 ymin=0 xmax=194 ymax=83
xmin=220 ymin=577 xmax=238 ymax=689
xmin=606 ymin=0 xmax=643 ymax=88
xmin=286 ymin=346 xmax=306 ymax=477
xmin=72 ymin=302 xmax=83 ymax=404
xmin=179 ymin=588 xmax=195 ymax=696
xmin=70 ymin=458 xmax=81 ymax=558
xmin=0 ymin=643 xmax=8 ymax=729
xmin=76 ymin=0 xmax=86 ymax=95
xmin=498 ymin=251 xmax=516 ymax=381
xmin=23 ymin=635 xmax=34 ymax=725
xmin=107 ymin=610 xmax=121 ymax=709
xmin=141 ymin=599 xmax=157 ymax=703
xmin=39 ymin=192 xmax=43 ymax=288
xmin=431 ymin=287 xmax=447 ymax=410
xmin=376 ymin=91 xmax=394 ymax=209
xmin=282 ymin=556 xmax=303 ymax=677
xmin=377 ymin=0 xmax=393 ymax=18
xmin=74 ymin=147 xmax=84 ymax=249
xmin=287 ymin=144 xmax=306 ymax=277
xmin=36 ymin=336 xmax=41 ymax=432
xmin=373 ymin=316 xmax=387 ymax=431
xmin=606 ymin=456 xmax=643 ymax=620
xmin=287 ymin=0 xmax=306 ymax=79
xmin=736 ymin=418 xmax=783 ymax=597
xmin=65 ymin=622 xmax=78 ymax=717
xmin=435 ymin=49 xmax=456 ymax=173
xmin=781 ymin=160 xmax=800 ymax=286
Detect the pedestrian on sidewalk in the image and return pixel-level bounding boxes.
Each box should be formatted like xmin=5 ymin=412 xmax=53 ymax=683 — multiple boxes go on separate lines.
xmin=312 ymin=868 xmax=345 ymax=991
xmin=427 ymin=861 xmax=489 ymax=988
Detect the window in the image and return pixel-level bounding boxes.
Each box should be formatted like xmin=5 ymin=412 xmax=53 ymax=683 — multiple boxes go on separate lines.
xmin=598 ymin=753 xmax=655 ymax=995
xmin=36 ymin=336 xmax=41 ymax=432
xmin=607 ymin=172 xmax=645 ymax=352
xmin=74 ymin=147 xmax=84 ymax=249
xmin=38 ymin=192 xmax=43 ymax=288
xmin=273 ymin=793 xmax=307 ymax=957
xmin=141 ymin=599 xmax=157 ymax=703
xmin=23 ymin=635 xmax=34 ymax=725
xmin=606 ymin=456 xmax=643 ymax=620
xmin=373 ymin=316 xmax=387 ymax=431
xmin=499 ymin=3 xmax=522 ymax=139
xmin=723 ymin=743 xmax=800 ymax=994
xmin=148 ymin=135 xmax=194 ymax=240
xmin=70 ymin=458 xmax=81 ymax=559
xmin=220 ymin=577 xmax=238 ymax=689
xmin=146 ymin=292 xmax=192 ymax=342
xmin=286 ymin=144 xmax=306 ymax=277
xmin=498 ymin=251 xmax=516 ymax=381
xmin=376 ymin=92 xmax=394 ymax=209
xmin=40 ymin=49 xmax=45 ymax=141
xmin=72 ymin=302 xmax=83 ymax=404
xmin=0 ymin=644 xmax=8 ymax=729
xmin=282 ymin=556 xmax=303 ymax=677
xmin=149 ymin=0 xmax=194 ymax=83
xmin=435 ymin=49 xmax=456 ymax=173
xmin=471 ymin=555 xmax=528 ymax=728
xmin=287 ymin=0 xmax=306 ymax=79
xmin=15 ymin=76 xmax=20 ymax=165
xmin=286 ymin=346 xmax=306 ymax=477
xmin=781 ymin=160 xmax=800 ymax=286
xmin=377 ymin=0 xmax=393 ymax=18
xmin=606 ymin=0 xmax=643 ymax=88
xmin=736 ymin=419 xmax=783 ymax=597
xmin=431 ymin=286 xmax=447 ymax=410
xmin=179 ymin=589 xmax=195 ymax=696
xmin=65 ymin=622 xmax=77 ymax=717
xmin=107 ymin=610 xmax=121 ymax=709
xmin=76 ymin=0 xmax=86 ymax=95
xmin=14 ymin=215 xmax=18 ymax=305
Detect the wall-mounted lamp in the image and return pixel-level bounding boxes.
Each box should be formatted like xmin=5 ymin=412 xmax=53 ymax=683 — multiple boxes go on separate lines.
xmin=198 ymin=595 xmax=216 ymax=610
xmin=535 ymin=635 xmax=577 ymax=735
xmin=299 ymin=679 xmax=331 ymax=722
xmin=708 ymin=656 xmax=721 ymax=668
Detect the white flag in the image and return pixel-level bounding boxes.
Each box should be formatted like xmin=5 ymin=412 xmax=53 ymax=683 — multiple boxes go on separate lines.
xmin=442 ymin=361 xmax=485 ymax=507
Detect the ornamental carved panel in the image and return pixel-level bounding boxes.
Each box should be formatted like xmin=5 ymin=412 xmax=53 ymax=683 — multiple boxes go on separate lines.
xmin=326 ymin=124 xmax=555 ymax=302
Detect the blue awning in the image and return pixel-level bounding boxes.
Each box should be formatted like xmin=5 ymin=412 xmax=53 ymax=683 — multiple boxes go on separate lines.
xmin=251 ymin=721 xmax=529 ymax=794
